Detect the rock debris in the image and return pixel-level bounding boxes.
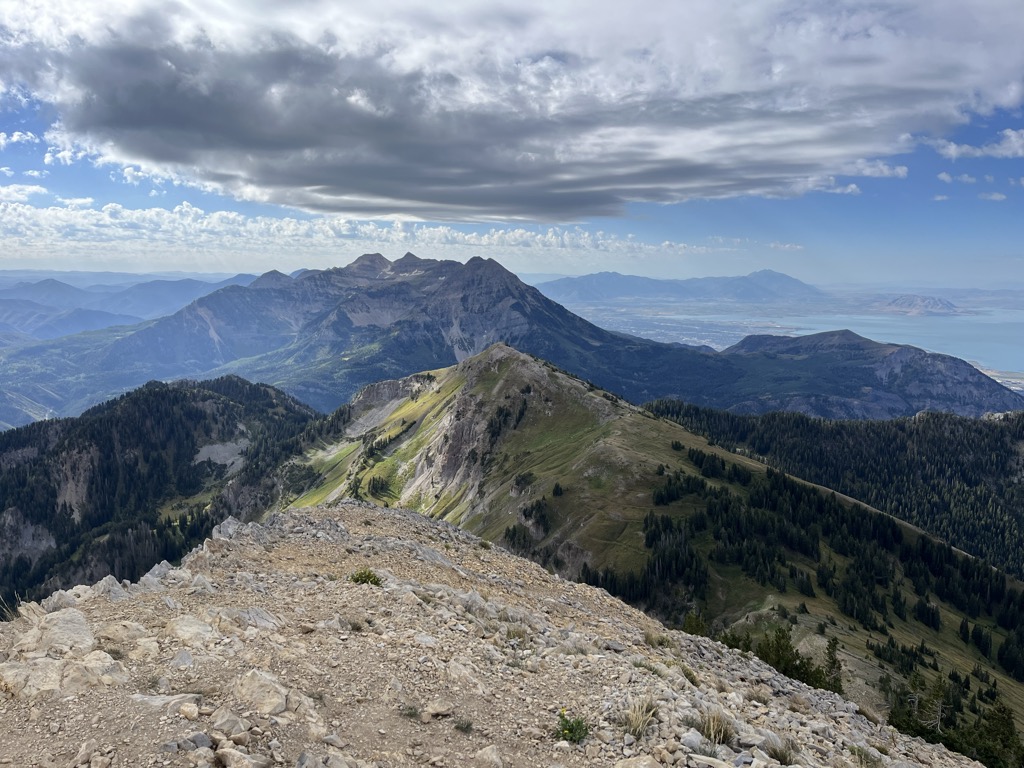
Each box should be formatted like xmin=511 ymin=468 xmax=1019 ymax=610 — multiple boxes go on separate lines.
xmin=0 ymin=502 xmax=981 ymax=767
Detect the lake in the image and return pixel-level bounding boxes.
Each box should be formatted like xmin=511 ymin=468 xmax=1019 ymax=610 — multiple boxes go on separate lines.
xmin=565 ymin=303 xmax=1024 ymax=376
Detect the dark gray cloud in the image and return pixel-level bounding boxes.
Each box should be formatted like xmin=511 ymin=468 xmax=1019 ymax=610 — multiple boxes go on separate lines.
xmin=3 ymin=1 xmax=1024 ymax=220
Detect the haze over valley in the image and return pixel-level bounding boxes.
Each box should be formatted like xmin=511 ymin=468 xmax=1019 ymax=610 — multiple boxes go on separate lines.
xmin=530 ymin=270 xmax=1024 ymax=389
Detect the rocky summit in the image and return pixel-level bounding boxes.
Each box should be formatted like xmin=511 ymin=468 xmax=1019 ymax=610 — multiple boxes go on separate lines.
xmin=0 ymin=503 xmax=979 ymax=768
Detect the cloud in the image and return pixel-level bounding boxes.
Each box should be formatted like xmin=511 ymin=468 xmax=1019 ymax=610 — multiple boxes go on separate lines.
xmin=0 ymin=131 xmax=39 ymax=150
xmin=979 ymin=192 xmax=1007 ymax=201
xmin=827 ymin=184 xmax=861 ymax=195
xmin=937 ymin=174 xmax=978 ymax=184
xmin=0 ymin=199 xmax=719 ymax=273
xmin=2 ymin=2 xmax=1024 ymax=220
xmin=22 ymin=169 xmax=48 ymax=178
xmin=0 ymin=167 xmax=12 ymax=177
xmin=56 ymin=196 xmax=93 ymax=207
xmin=769 ymin=242 xmax=804 ymax=251
xmin=934 ymin=129 xmax=1024 ymax=159
xmin=0 ymin=183 xmax=48 ymax=201
xmin=847 ymin=160 xmax=908 ymax=179
xmin=933 ymin=194 xmax=949 ymax=201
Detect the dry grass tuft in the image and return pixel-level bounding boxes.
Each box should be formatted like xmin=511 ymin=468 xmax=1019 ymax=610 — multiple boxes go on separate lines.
xmin=620 ymin=694 xmax=659 ymax=739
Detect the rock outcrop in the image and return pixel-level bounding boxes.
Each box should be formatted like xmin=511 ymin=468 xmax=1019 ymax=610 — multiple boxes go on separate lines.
xmin=0 ymin=502 xmax=981 ymax=767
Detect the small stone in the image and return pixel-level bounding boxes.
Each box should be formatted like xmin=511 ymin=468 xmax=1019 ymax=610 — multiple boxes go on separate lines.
xmin=613 ymin=758 xmax=660 ymax=768
xmin=474 ymin=744 xmax=504 ymax=767
xmin=230 ymin=730 xmax=250 ymax=746
xmin=71 ymin=738 xmax=99 ymax=766
xmin=421 ymin=698 xmax=455 ymax=721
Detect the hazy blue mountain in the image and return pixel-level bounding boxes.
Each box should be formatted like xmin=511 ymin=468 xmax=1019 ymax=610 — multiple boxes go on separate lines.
xmin=0 ymin=269 xmax=248 ymax=290
xmin=0 ymin=279 xmax=99 ymax=308
xmin=0 ymin=274 xmax=256 ymax=339
xmin=0 ymin=254 xmax=1019 ymax=429
xmin=25 ymin=307 xmax=143 ymax=339
xmin=536 ymin=269 xmax=826 ymax=303
xmin=0 ymin=299 xmax=141 ymax=339
xmin=881 ymin=294 xmax=959 ymax=315
xmin=84 ymin=274 xmax=257 ymax=319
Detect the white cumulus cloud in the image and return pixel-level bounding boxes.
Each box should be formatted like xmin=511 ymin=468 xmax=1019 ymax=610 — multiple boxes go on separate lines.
xmin=934 ymin=128 xmax=1024 ymax=159
xmin=0 ymin=183 xmax=47 ymax=201
xmin=0 ymin=131 xmax=39 ymax=150
xmin=0 ymin=199 xmax=727 ymax=274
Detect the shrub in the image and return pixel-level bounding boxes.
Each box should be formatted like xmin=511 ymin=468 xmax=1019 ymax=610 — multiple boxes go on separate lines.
xmin=454 ymin=717 xmax=473 ymax=733
xmin=349 ymin=568 xmax=382 ymax=586
xmin=555 ymin=709 xmax=589 ymax=743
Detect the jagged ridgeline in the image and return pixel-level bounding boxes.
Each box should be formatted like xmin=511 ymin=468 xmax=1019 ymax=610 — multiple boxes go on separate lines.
xmin=286 ymin=344 xmax=1024 ymax=761
xmin=2 ymin=254 xmax=1022 ymax=431
xmin=0 ymin=376 xmax=321 ymax=606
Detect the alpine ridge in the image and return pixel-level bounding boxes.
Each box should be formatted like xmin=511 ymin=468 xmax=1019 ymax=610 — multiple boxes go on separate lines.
xmin=0 ymin=255 xmax=1020 ymax=429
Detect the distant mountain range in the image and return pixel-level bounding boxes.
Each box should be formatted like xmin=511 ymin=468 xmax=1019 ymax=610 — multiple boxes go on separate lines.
xmin=536 ymin=269 xmax=827 ymax=303
xmin=0 ymin=274 xmax=256 ymax=345
xmin=0 ymin=253 xmax=1020 ymax=429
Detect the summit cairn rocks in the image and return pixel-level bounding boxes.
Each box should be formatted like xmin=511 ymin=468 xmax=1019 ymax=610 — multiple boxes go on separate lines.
xmin=0 ymin=503 xmax=984 ymax=767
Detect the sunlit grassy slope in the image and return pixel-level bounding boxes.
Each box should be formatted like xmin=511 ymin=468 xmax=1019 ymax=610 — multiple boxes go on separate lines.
xmin=286 ymin=343 xmax=1024 ymax=726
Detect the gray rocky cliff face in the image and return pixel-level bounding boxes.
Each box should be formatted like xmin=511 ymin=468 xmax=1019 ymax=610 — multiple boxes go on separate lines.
xmin=0 ymin=502 xmax=981 ymax=768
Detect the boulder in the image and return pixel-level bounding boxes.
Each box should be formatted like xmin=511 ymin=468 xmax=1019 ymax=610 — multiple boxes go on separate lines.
xmin=233 ymin=669 xmax=289 ymax=716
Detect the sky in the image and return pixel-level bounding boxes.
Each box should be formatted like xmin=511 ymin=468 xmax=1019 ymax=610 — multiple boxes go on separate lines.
xmin=1 ymin=0 xmax=1024 ymax=286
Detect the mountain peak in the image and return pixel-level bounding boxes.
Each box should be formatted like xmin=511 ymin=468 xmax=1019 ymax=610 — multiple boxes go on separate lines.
xmin=394 ymin=252 xmax=424 ymax=267
xmin=345 ymin=253 xmax=393 ymax=277
xmin=248 ymin=270 xmax=293 ymax=290
xmin=723 ymin=329 xmax=876 ymax=355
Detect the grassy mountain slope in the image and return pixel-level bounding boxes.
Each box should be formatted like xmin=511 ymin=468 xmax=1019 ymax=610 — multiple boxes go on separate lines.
xmin=286 ymin=345 xmax=1024 ymax=736
xmin=291 ymin=343 xmax=728 ymax=576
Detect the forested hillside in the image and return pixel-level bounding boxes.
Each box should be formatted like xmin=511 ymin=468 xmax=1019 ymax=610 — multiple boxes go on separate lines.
xmin=577 ymin=444 xmax=1024 ymax=765
xmin=646 ymin=402 xmax=1024 ymax=577
xmin=0 ymin=377 xmax=318 ymax=607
